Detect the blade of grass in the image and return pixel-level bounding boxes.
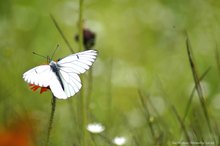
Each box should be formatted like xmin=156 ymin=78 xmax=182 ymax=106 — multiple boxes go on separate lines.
xmin=98 ymin=133 xmax=114 ymax=146
xmin=130 ymin=130 xmax=140 ymax=146
xmin=213 ymin=121 xmax=220 ymax=146
xmin=50 ymin=14 xmax=74 ymax=53
xmin=171 ymin=105 xmax=192 ymax=146
xmin=156 ymin=77 xmax=192 ymax=146
xmin=136 ymin=74 xmax=167 ymax=145
xmin=185 ymin=33 xmax=213 ymax=135
xmin=138 ymin=90 xmax=156 ymax=142
xmin=183 ymin=67 xmax=211 ymax=122
xmin=90 ymin=134 xmax=98 ymax=146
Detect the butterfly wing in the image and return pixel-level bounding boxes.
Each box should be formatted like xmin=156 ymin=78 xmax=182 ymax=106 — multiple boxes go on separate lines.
xmin=23 ymin=65 xmax=52 ymax=87
xmin=49 ymin=72 xmax=68 ymax=99
xmin=49 ymin=70 xmax=82 ymax=99
xmin=23 ymin=50 xmax=97 ymax=99
xmin=57 ymin=50 xmax=97 ymax=74
xmin=53 ymin=50 xmax=97 ymax=98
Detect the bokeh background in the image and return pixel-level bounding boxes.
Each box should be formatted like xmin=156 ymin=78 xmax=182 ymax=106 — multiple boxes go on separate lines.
xmin=0 ymin=0 xmax=220 ymax=145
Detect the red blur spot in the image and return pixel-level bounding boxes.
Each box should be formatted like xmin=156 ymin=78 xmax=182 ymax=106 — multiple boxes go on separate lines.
xmin=29 ymin=84 xmax=49 ymax=94
xmin=0 ymin=118 xmax=35 ymax=146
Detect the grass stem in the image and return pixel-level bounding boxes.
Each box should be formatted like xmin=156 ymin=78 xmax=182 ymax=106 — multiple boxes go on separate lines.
xmin=183 ymin=67 xmax=211 ymax=122
xmin=50 ymin=14 xmax=74 ymax=53
xmin=50 ymin=15 xmax=74 ymax=53
xmin=78 ymin=0 xmax=87 ymax=146
xmin=185 ymin=34 xmax=213 ymax=135
xmin=138 ymin=90 xmax=156 ymax=142
xmin=45 ymin=94 xmax=56 ymax=146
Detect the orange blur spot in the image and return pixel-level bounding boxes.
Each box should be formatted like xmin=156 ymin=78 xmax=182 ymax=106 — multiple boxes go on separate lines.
xmin=0 ymin=117 xmax=35 ymax=146
xmin=29 ymin=84 xmax=49 ymax=94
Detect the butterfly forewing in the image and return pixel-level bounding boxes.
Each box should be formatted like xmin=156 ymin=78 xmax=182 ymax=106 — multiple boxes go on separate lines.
xmin=57 ymin=50 xmax=97 ymax=74
xmin=23 ymin=65 xmax=52 ymax=87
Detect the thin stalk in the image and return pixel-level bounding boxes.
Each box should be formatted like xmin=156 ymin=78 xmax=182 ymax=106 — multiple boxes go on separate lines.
xmin=215 ymin=45 xmax=220 ymax=77
xmin=171 ymin=106 xmax=192 ymax=146
xmin=78 ymin=0 xmax=84 ymax=52
xmin=45 ymin=94 xmax=56 ymax=146
xmin=50 ymin=14 xmax=74 ymax=53
xmin=183 ymin=67 xmax=211 ymax=122
xmin=185 ymin=34 xmax=213 ymax=135
xmin=79 ymin=84 xmax=87 ymax=146
xmin=90 ymin=134 xmax=98 ymax=146
xmin=138 ymin=90 xmax=156 ymax=142
xmin=68 ymin=98 xmax=81 ymax=145
xmin=213 ymin=121 xmax=220 ymax=146
xmin=78 ymin=0 xmax=87 ymax=146
xmin=107 ymin=58 xmax=113 ymax=124
xmin=98 ymin=133 xmax=114 ymax=146
xmin=86 ymin=68 xmax=93 ymax=112
xmin=136 ymin=75 xmax=167 ymax=145
xmin=156 ymin=78 xmax=191 ymax=146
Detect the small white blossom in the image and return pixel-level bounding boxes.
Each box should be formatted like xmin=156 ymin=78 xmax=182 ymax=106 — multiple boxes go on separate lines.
xmin=113 ymin=136 xmax=126 ymax=145
xmin=87 ymin=123 xmax=105 ymax=134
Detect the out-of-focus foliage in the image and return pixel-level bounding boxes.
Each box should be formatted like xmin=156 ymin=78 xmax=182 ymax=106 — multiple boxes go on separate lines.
xmin=1 ymin=0 xmax=220 ymax=145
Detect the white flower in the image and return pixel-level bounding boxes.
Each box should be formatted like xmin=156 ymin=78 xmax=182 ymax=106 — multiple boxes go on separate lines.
xmin=87 ymin=123 xmax=105 ymax=134
xmin=113 ymin=136 xmax=126 ymax=145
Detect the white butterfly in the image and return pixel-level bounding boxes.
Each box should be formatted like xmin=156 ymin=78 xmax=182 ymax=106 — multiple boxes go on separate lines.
xmin=23 ymin=50 xmax=97 ymax=99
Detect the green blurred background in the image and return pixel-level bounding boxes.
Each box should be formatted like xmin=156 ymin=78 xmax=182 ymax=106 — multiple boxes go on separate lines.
xmin=1 ymin=0 xmax=220 ymax=145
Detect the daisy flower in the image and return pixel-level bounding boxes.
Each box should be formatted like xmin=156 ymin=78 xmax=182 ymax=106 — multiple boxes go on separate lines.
xmin=87 ymin=123 xmax=105 ymax=134
xmin=112 ymin=136 xmax=126 ymax=145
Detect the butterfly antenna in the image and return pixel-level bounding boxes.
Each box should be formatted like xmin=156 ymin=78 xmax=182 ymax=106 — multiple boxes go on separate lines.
xmin=47 ymin=56 xmax=51 ymax=63
xmin=32 ymin=52 xmax=47 ymax=59
xmin=51 ymin=44 xmax=60 ymax=60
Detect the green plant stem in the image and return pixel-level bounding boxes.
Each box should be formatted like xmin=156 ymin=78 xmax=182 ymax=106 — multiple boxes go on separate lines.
xmin=79 ymin=80 xmax=86 ymax=146
xmin=185 ymin=34 xmax=213 ymax=135
xmin=138 ymin=90 xmax=156 ymax=142
xmin=46 ymin=94 xmax=57 ymax=146
xmin=78 ymin=0 xmax=84 ymax=52
xmin=50 ymin=14 xmax=74 ymax=53
xmin=183 ymin=67 xmax=211 ymax=122
xmin=86 ymin=68 xmax=93 ymax=112
xmin=171 ymin=106 xmax=192 ymax=146
xmin=78 ymin=0 xmax=87 ymax=146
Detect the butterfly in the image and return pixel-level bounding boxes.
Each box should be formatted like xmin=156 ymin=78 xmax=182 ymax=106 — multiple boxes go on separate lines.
xmin=23 ymin=50 xmax=97 ymax=99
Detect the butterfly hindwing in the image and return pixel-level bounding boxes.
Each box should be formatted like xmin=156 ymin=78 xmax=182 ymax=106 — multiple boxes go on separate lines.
xmin=59 ymin=70 xmax=82 ymax=98
xmin=49 ymin=72 xmax=68 ymax=99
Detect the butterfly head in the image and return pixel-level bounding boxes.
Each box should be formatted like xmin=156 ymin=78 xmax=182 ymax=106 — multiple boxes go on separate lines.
xmin=49 ymin=60 xmax=56 ymax=65
xmin=49 ymin=61 xmax=60 ymax=73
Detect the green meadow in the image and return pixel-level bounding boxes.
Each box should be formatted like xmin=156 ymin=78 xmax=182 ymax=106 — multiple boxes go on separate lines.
xmin=0 ymin=0 xmax=220 ymax=145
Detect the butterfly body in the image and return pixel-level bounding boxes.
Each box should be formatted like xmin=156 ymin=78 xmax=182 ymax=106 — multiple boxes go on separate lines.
xmin=49 ymin=61 xmax=65 ymax=90
xmin=23 ymin=50 xmax=97 ymax=99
